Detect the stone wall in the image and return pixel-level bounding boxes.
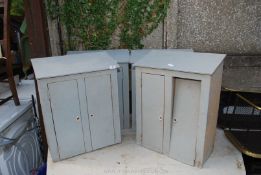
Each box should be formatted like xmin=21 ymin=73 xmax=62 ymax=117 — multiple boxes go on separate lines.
xmin=143 ymin=0 xmax=261 ymax=92
xmin=47 ymin=0 xmax=261 ymax=91
xmin=176 ymin=0 xmax=261 ymax=54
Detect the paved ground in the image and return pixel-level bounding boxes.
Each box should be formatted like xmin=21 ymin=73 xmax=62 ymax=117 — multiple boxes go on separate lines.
xmin=0 ymin=80 xmax=245 ymax=175
xmin=47 ymin=129 xmax=245 ymax=175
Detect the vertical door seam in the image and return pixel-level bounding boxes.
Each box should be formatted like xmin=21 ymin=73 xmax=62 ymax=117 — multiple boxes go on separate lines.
xmin=83 ymin=78 xmax=94 ymax=150
xmin=109 ymin=74 xmax=116 ymax=143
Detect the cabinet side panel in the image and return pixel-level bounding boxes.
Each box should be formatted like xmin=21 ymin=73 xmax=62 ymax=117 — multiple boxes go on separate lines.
xmin=122 ymin=63 xmax=130 ymax=129
xmin=141 ymin=73 xmax=165 ymax=153
xmin=48 ymin=80 xmax=86 ymax=160
xmin=135 ymin=69 xmax=142 ymax=144
xmin=194 ymin=76 xmax=211 ymax=168
xmin=111 ymin=70 xmax=122 ymax=143
xmin=131 ymin=66 xmax=136 ymax=130
xmin=37 ymin=80 xmax=60 ymax=161
xmin=203 ymin=63 xmax=224 ymax=163
xmin=169 ymin=78 xmax=201 ymax=166
xmin=117 ymin=66 xmax=124 ymax=129
xmin=85 ymin=74 xmax=115 ymax=149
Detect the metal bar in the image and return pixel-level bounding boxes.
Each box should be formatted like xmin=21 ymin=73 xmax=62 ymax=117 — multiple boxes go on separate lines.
xmin=224 ymin=130 xmax=261 ymax=159
xmin=236 ymin=94 xmax=261 ymax=110
xmin=2 ymin=0 xmax=20 ymax=106
xmin=0 ymin=96 xmax=13 ymax=105
xmin=223 ymin=87 xmax=261 ymax=94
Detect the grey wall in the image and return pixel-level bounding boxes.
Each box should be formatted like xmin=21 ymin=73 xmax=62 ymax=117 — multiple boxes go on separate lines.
xmin=223 ymin=55 xmax=261 ymax=92
xmin=47 ymin=0 xmax=261 ymax=91
xmin=176 ymin=0 xmax=261 ymax=54
xmin=142 ymin=0 xmax=261 ymax=92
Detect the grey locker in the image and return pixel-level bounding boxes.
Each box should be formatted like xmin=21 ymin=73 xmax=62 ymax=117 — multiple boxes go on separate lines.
xmin=48 ymin=80 xmax=86 ymax=159
xmin=85 ymin=75 xmax=115 ymax=149
xmin=134 ymin=50 xmax=226 ymax=167
xmin=32 ymin=52 xmax=121 ymax=161
xmin=67 ymin=49 xmax=194 ymax=130
xmin=67 ymin=50 xmax=131 ymax=129
xmin=141 ymin=73 xmax=165 ymax=153
xmin=130 ymin=49 xmax=194 ymax=130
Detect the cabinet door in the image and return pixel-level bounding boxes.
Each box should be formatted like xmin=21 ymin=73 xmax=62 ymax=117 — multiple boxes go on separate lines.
xmin=48 ymin=80 xmax=85 ymax=160
xmin=85 ymin=74 xmax=115 ymax=150
xmin=169 ymin=78 xmax=201 ymax=166
xmin=141 ymin=73 xmax=165 ymax=153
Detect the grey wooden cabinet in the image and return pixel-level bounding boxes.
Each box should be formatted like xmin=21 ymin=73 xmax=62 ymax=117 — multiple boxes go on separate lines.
xmin=67 ymin=50 xmax=131 ymax=129
xmin=134 ymin=50 xmax=226 ymax=167
xmin=67 ymin=49 xmax=193 ymax=130
xmin=130 ymin=49 xmax=193 ymax=130
xmin=32 ymin=52 xmax=121 ymax=161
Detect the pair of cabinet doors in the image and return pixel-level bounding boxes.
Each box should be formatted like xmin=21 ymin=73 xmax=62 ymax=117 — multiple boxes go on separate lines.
xmin=46 ymin=73 xmax=119 ymax=160
xmin=141 ymin=73 xmax=201 ymax=166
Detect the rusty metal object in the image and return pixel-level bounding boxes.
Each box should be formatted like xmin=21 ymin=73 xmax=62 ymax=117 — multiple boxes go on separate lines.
xmin=0 ymin=0 xmax=20 ymax=106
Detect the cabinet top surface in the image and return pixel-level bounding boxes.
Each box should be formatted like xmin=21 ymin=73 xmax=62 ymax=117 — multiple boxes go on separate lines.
xmin=67 ymin=49 xmax=130 ymax=63
xmin=67 ymin=49 xmax=193 ymax=64
xmin=130 ymin=49 xmax=193 ymax=64
xmin=0 ymin=100 xmax=32 ymax=133
xmin=32 ymin=52 xmax=119 ymax=79
xmin=134 ymin=50 xmax=226 ymax=75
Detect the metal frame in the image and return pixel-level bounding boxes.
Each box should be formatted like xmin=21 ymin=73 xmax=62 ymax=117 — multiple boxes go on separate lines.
xmin=225 ymin=130 xmax=261 ymax=159
xmin=0 ymin=0 xmax=20 ymax=106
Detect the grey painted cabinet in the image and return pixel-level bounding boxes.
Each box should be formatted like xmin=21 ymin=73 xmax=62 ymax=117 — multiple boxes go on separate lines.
xmin=67 ymin=50 xmax=131 ymax=129
xmin=134 ymin=50 xmax=226 ymax=167
xmin=67 ymin=49 xmax=193 ymax=130
xmin=130 ymin=49 xmax=194 ymax=130
xmin=32 ymin=52 xmax=121 ymax=161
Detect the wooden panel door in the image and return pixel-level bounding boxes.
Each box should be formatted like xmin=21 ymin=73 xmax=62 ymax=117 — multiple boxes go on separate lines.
xmin=169 ymin=78 xmax=201 ymax=166
xmin=85 ymin=74 xmax=115 ymax=150
xmin=48 ymin=80 xmax=85 ymax=160
xmin=141 ymin=73 xmax=165 ymax=153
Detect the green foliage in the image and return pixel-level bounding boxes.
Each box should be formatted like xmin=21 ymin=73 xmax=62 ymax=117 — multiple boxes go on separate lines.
xmin=120 ymin=0 xmax=170 ymax=49
xmin=47 ymin=0 xmax=119 ymax=50
xmin=46 ymin=0 xmax=170 ymax=50
xmin=11 ymin=0 xmax=24 ymax=16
